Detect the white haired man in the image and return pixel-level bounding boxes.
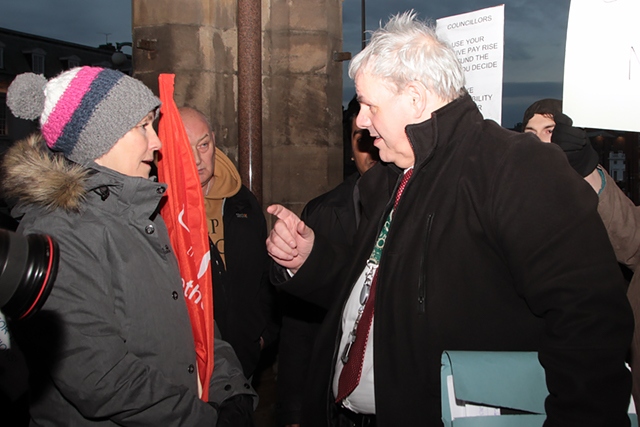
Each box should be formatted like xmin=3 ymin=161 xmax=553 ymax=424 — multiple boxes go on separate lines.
xmin=266 ymin=11 xmax=633 ymax=427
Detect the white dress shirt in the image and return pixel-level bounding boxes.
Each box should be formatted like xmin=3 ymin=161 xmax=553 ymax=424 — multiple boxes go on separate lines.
xmin=333 ymin=267 xmax=376 ymax=414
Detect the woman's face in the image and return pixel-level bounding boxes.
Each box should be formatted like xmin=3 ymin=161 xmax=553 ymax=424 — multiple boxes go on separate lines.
xmin=350 ymin=117 xmax=379 ymax=176
xmin=95 ymin=112 xmax=161 ymax=178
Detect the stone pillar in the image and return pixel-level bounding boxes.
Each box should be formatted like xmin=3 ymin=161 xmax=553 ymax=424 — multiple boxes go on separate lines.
xmin=132 ymin=0 xmax=344 ymax=217
xmin=262 ymin=0 xmax=344 ymax=216
xmin=132 ymin=0 xmax=239 ymax=160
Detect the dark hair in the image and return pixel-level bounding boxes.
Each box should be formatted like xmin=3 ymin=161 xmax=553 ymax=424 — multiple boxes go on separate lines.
xmin=522 ymin=98 xmax=563 ymax=128
xmin=343 ymin=95 xmax=361 ymax=147
xmin=343 ymin=96 xmax=361 ymax=178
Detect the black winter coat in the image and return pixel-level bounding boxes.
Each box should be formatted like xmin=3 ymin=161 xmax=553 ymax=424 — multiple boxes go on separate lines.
xmin=277 ymin=172 xmax=361 ymax=424
xmin=211 ymin=185 xmax=279 ymax=378
xmin=278 ymin=94 xmax=633 ymax=427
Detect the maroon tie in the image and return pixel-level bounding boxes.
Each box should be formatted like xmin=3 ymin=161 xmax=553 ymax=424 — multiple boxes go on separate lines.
xmin=335 ymin=168 xmax=413 ymax=402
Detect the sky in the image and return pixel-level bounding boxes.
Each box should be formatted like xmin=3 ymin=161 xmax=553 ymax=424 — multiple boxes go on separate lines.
xmin=0 ymin=0 xmax=571 ymax=128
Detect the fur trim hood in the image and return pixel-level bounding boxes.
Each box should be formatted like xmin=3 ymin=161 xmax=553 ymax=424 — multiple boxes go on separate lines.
xmin=2 ymin=134 xmax=90 ymax=212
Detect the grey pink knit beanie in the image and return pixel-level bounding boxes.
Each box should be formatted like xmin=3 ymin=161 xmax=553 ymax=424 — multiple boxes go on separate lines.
xmin=6 ymin=66 xmax=160 ymax=165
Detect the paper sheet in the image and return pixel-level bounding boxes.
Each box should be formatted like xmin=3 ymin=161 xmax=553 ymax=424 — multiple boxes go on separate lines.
xmin=437 ymin=5 xmax=505 ymax=124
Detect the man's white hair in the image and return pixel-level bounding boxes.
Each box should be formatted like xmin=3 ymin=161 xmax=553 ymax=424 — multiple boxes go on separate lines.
xmin=348 ymin=10 xmax=466 ymax=102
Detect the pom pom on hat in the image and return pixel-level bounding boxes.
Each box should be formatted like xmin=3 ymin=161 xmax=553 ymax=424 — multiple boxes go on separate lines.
xmin=7 ymin=73 xmax=47 ymax=120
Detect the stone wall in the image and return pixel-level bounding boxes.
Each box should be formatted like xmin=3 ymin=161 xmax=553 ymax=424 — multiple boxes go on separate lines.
xmin=132 ymin=0 xmax=344 ymax=217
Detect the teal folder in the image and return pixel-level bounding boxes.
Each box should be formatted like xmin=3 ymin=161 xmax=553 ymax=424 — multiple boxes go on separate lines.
xmin=440 ymin=351 xmax=638 ymax=427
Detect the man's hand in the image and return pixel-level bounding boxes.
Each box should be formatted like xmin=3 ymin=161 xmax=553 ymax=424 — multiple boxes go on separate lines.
xmin=266 ymin=204 xmax=315 ymax=274
xmin=551 ymin=113 xmax=599 ymax=177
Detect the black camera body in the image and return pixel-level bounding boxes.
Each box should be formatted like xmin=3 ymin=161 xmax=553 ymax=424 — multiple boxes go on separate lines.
xmin=0 ymin=229 xmax=59 ymax=320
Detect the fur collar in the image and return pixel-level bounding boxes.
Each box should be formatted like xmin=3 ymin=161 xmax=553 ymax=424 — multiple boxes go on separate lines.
xmin=2 ymin=134 xmax=90 ymax=212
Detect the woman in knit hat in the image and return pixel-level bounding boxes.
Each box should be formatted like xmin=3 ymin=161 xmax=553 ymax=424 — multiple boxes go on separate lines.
xmin=1 ymin=67 xmax=255 ymax=426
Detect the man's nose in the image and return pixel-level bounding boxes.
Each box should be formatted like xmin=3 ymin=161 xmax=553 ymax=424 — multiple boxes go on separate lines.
xmin=192 ymin=146 xmax=202 ymax=165
xmin=356 ymin=110 xmax=371 ymax=129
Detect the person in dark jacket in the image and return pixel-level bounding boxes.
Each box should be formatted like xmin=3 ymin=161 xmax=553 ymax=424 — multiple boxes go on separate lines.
xmin=1 ymin=67 xmax=256 ymax=426
xmin=276 ymin=97 xmax=379 ymax=427
xmin=523 ymin=98 xmax=640 ymax=410
xmin=265 ymin=11 xmax=633 ymax=427
xmin=179 ymin=107 xmax=279 ymax=379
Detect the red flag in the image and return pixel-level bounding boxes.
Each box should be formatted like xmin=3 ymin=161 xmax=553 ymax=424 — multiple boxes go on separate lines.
xmin=157 ymin=74 xmax=214 ymax=401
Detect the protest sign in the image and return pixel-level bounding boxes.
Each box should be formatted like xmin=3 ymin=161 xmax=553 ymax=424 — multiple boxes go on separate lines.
xmin=437 ymin=5 xmax=505 ymax=124
xmin=563 ymin=0 xmax=640 ymax=132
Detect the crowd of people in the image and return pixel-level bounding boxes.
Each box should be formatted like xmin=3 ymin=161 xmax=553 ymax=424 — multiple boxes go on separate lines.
xmin=0 ymin=9 xmax=639 ymax=427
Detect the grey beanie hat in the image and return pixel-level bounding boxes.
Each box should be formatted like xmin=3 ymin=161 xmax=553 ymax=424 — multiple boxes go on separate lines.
xmin=7 ymin=66 xmax=161 ymax=165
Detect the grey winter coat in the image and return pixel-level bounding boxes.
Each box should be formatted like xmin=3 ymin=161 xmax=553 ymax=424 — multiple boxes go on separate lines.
xmin=2 ymin=135 xmax=255 ymax=426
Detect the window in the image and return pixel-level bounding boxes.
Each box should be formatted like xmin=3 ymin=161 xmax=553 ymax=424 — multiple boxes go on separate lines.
xmin=32 ymin=53 xmax=45 ymax=74
xmin=61 ymin=55 xmax=81 ymax=70
xmin=23 ymin=48 xmax=46 ymax=75
xmin=0 ymin=94 xmax=7 ymax=137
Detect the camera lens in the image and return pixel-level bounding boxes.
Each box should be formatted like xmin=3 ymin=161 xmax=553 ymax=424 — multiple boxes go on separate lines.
xmin=0 ymin=229 xmax=59 ymax=320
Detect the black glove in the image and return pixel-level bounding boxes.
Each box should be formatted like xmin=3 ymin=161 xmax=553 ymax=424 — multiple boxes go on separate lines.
xmin=214 ymin=394 xmax=255 ymax=427
xmin=551 ymin=114 xmax=599 ymax=177
xmin=552 ymin=112 xmax=573 ymax=127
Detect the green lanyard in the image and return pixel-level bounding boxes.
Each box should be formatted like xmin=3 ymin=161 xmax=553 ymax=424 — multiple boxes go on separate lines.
xmin=342 ymin=207 xmax=396 ymax=364
xmin=369 ymin=208 xmax=394 ymax=265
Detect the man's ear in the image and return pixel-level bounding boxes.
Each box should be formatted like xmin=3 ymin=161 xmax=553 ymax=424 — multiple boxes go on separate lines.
xmin=405 ymin=81 xmax=429 ymax=119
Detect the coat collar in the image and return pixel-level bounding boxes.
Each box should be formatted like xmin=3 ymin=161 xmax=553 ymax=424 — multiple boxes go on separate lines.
xmin=406 ymin=92 xmax=482 ymax=172
xmin=83 ymin=163 xmax=167 ymax=218
xmin=358 ymin=92 xmax=482 ymax=221
xmin=3 ymin=134 xmax=166 ymax=217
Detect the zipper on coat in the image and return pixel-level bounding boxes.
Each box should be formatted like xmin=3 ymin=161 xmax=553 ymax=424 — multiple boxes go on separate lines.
xmin=417 ymin=213 xmax=434 ymax=314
